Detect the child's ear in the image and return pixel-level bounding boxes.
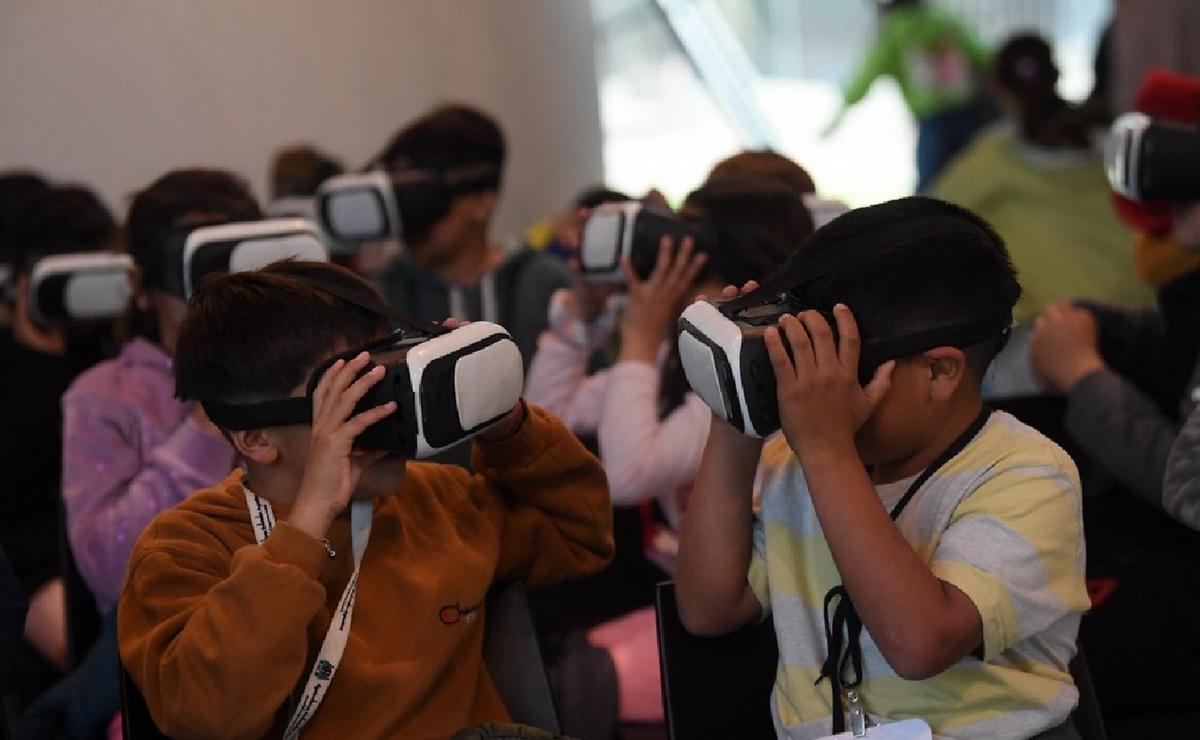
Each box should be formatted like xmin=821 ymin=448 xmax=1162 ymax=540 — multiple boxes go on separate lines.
xmin=924 ymin=347 xmax=967 ymax=402
xmin=229 ymin=429 xmax=280 ymax=465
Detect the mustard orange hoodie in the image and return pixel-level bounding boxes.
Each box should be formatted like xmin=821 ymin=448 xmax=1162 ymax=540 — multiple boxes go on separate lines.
xmin=118 ymin=406 xmax=613 ymax=739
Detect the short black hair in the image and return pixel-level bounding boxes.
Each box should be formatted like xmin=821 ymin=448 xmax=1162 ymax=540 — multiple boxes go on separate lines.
xmin=174 ymin=260 xmax=392 ymax=406
xmin=10 ymin=184 xmax=116 ymax=275
xmin=0 ymin=171 xmax=51 ymax=264
xmin=788 ymin=196 xmax=1019 ymax=374
xmin=126 ymin=169 xmax=262 ymax=293
xmin=377 ymin=104 xmax=505 ymax=185
xmin=683 ymin=175 xmax=815 ymax=287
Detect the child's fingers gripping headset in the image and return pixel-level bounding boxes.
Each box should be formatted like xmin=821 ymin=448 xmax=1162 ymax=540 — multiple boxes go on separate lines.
xmin=304 ymin=352 xmax=398 ymax=506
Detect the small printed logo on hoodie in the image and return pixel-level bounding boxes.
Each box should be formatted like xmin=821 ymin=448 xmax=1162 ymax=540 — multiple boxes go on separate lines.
xmin=439 ymin=600 xmax=483 ymax=626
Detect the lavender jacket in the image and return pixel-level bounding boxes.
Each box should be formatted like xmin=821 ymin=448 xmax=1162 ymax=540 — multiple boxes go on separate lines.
xmin=61 ymin=338 xmax=235 ymax=614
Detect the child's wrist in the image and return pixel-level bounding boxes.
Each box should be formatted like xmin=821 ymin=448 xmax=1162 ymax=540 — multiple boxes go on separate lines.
xmin=287 ymin=492 xmax=337 ymax=541
xmin=793 ymin=433 xmax=858 ymax=470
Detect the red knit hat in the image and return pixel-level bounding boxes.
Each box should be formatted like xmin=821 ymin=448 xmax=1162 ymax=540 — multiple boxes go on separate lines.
xmin=1112 ymin=69 xmax=1200 ymax=234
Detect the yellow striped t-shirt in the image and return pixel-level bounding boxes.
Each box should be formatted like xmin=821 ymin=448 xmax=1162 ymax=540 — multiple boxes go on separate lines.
xmin=748 ymin=411 xmax=1089 ymax=739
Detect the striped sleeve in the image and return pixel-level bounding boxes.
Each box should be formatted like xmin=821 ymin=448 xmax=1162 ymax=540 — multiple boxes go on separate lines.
xmin=930 ymin=445 xmax=1088 ymax=660
xmin=747 ymin=518 xmax=770 ymax=617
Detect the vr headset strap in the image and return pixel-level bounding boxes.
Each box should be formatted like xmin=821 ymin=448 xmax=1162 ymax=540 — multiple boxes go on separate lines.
xmin=293 ymin=275 xmax=449 ymax=337
xmin=200 ymin=275 xmax=447 ymax=429
xmin=717 ymin=217 xmax=993 ymax=317
xmin=202 ymin=397 xmax=311 ymax=430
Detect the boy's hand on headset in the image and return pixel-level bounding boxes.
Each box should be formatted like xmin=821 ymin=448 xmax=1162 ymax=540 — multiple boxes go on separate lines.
xmin=290 ymin=351 xmax=397 ymax=541
xmin=441 ymin=316 xmax=526 ymax=444
xmin=764 ymin=304 xmax=894 ymax=462
xmin=618 ymin=235 xmax=707 ymax=364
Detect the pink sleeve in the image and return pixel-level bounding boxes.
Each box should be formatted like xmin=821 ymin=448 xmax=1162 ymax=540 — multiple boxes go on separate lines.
xmin=524 ymin=330 xmax=610 ymax=436
xmin=597 ymin=361 xmax=711 ymax=512
xmin=62 ymin=397 xmax=235 ymax=614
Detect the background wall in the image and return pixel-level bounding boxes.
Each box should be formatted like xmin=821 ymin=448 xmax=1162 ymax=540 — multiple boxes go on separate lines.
xmin=0 ymin=0 xmax=605 ymax=240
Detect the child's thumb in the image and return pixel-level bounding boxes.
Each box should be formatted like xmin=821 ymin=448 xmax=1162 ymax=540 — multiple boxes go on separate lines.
xmin=863 ymin=360 xmax=895 ymax=408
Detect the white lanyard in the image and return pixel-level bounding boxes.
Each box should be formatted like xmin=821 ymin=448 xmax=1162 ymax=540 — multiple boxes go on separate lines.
xmin=448 ymin=269 xmax=499 ymax=325
xmin=480 ymin=269 xmax=499 ymax=325
xmin=243 ymin=487 xmax=372 ymax=740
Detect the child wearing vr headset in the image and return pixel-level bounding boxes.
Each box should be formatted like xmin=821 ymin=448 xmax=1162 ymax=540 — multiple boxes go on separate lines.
xmin=676 ymin=197 xmax=1089 ymax=739
xmin=369 ymin=104 xmax=571 ymax=369
xmin=0 ymin=181 xmax=115 ymax=689
xmin=526 ymin=175 xmax=814 ymax=721
xmin=117 ymin=259 xmax=614 ymax=738
xmin=61 ymin=169 xmax=259 ymax=618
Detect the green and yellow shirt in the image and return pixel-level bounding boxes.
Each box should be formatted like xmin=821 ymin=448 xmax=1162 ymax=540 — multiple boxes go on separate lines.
xmin=749 ymin=411 xmax=1089 ymax=739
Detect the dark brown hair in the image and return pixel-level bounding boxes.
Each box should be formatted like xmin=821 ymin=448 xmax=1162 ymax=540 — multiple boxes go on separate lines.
xmin=377 ymin=103 xmax=505 ymax=180
xmin=174 ymin=260 xmax=391 ymax=404
xmin=707 ymin=150 xmax=816 ymax=196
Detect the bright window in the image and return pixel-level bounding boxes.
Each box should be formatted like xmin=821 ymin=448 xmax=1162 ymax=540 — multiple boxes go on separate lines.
xmin=592 ymin=0 xmax=1113 ymax=206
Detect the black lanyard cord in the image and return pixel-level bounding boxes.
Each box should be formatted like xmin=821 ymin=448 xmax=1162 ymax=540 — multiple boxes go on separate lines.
xmin=815 ymin=405 xmax=992 ymax=734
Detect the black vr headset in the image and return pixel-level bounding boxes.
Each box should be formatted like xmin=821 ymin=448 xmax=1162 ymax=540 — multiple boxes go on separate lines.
xmin=200 ymin=278 xmax=523 ymax=459
xmin=1106 ymin=112 xmax=1200 ymax=202
xmin=314 ymin=163 xmax=500 ymax=249
xmin=28 ymin=253 xmax=134 ymax=328
xmin=677 ymin=215 xmax=1013 ymax=437
xmin=578 ymin=202 xmax=712 ymax=283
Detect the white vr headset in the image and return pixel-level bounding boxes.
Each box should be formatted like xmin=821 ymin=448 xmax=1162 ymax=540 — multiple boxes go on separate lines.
xmin=315 ymin=164 xmax=500 ymax=249
xmin=678 ymin=214 xmax=1013 ymax=437
xmin=201 ymin=276 xmax=523 ymax=458
xmin=578 ymin=201 xmax=710 ymax=283
xmin=182 ymin=219 xmax=328 ymax=300
xmin=28 ymin=253 xmax=134 ymax=327
xmin=26 ymin=219 xmax=329 ymax=326
xmin=1105 ymin=111 xmax=1200 ymax=202
xmin=579 ymin=196 xmax=846 ymax=285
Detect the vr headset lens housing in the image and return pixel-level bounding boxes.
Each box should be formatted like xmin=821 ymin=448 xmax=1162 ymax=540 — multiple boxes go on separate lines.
xmin=579 ymin=202 xmax=709 ymax=283
xmin=316 ymin=165 xmax=499 ymax=249
xmin=204 ymin=318 xmax=524 ymax=459
xmin=1105 ymin=112 xmax=1200 ymax=202
xmin=28 ymin=253 xmax=134 ymax=327
xmin=183 ymin=219 xmax=329 ymax=300
xmin=316 ymin=172 xmax=401 ymax=247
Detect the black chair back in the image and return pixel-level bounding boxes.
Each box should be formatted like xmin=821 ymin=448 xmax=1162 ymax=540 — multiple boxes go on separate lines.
xmin=655 ymin=581 xmax=777 ymax=740
xmin=120 ymin=664 xmax=165 ymax=740
xmin=1069 ymin=647 xmax=1107 ymax=740
xmin=483 ymin=581 xmax=561 ymax=733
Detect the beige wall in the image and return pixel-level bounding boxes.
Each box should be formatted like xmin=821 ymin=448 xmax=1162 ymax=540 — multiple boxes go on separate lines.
xmin=0 ymin=0 xmax=604 ymax=239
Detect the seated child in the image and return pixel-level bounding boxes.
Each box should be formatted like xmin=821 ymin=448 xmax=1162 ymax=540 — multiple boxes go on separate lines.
xmin=676 ymin=197 xmax=1089 ymax=739
xmin=62 ymin=169 xmax=257 ymax=617
xmin=527 ymin=176 xmax=813 ymax=722
xmin=527 ymin=175 xmax=814 ymax=532
xmin=117 ymin=260 xmax=614 ymax=738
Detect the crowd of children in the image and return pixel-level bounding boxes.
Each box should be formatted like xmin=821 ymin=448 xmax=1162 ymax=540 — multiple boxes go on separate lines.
xmin=2 ymin=13 xmax=1200 ymax=740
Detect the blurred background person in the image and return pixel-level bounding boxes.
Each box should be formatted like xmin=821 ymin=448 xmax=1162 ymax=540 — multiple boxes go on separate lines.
xmin=268 ymin=143 xmax=344 ymax=202
xmin=0 ymin=181 xmax=116 ymax=713
xmin=823 ymin=0 xmax=992 ymax=192
xmin=373 ymin=104 xmax=570 ymax=369
xmin=0 ymin=172 xmax=51 ymax=328
xmin=931 ymin=33 xmax=1152 ymax=330
xmin=527 ymin=173 xmax=815 ymax=727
